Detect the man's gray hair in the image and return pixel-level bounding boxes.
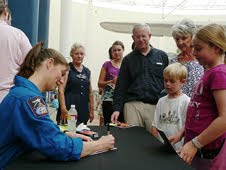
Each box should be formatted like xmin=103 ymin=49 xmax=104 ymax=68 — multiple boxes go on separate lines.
xmin=132 ymin=23 xmax=151 ymax=34
xmin=171 ymin=19 xmax=197 ymax=38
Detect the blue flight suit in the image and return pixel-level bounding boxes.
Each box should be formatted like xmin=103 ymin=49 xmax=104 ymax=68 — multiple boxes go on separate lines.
xmin=0 ymin=76 xmax=83 ymax=169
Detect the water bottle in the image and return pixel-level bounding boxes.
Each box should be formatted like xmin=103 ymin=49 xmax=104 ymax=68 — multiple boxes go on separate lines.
xmin=67 ymin=105 xmax=77 ymax=132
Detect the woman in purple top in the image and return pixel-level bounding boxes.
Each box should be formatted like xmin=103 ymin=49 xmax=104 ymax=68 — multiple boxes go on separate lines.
xmin=170 ymin=19 xmax=204 ymax=97
xmin=170 ymin=24 xmax=226 ymax=170
xmin=98 ymin=41 xmax=124 ymax=125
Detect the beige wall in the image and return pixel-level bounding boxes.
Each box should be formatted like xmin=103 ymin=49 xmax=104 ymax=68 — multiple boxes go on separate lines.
xmin=48 ymin=0 xmax=226 ymax=89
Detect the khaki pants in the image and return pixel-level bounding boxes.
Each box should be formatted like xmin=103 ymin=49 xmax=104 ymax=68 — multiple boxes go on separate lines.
xmin=124 ymin=101 xmax=156 ymax=133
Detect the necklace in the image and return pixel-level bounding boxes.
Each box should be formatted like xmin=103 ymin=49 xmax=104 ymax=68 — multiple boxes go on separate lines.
xmin=112 ymin=60 xmax=121 ymax=68
xmin=74 ymin=64 xmax=83 ymax=72
xmin=177 ymin=53 xmax=195 ymax=62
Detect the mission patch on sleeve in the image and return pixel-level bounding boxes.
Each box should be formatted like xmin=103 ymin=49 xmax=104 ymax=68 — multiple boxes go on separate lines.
xmin=28 ymin=96 xmax=49 ymax=117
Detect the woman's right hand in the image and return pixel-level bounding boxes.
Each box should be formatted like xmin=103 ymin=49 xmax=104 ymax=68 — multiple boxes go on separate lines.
xmin=60 ymin=108 xmax=68 ymax=122
xmin=110 ymin=74 xmax=118 ymax=85
xmin=80 ymin=134 xmax=115 ymax=157
xmin=112 ymin=77 xmax=117 ymax=85
xmin=180 ymin=141 xmax=198 ymax=164
xmin=98 ymin=135 xmax=115 ymax=150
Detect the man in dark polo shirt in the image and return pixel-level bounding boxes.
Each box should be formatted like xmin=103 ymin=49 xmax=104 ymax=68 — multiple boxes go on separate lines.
xmin=111 ymin=23 xmax=168 ymax=132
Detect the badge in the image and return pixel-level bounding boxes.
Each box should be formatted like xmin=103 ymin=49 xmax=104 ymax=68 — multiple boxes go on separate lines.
xmin=76 ymin=73 xmax=87 ymax=80
xmin=156 ymin=62 xmax=163 ymax=65
xmin=28 ymin=96 xmax=49 ymax=117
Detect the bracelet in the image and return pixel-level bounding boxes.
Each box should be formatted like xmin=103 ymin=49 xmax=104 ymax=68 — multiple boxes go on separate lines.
xmin=63 ymin=130 xmax=69 ymax=133
xmin=192 ymin=137 xmax=203 ymax=149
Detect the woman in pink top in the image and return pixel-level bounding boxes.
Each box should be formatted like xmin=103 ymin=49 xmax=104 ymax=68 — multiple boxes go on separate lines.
xmin=170 ymin=24 xmax=226 ymax=170
xmin=98 ymin=41 xmax=124 ymax=125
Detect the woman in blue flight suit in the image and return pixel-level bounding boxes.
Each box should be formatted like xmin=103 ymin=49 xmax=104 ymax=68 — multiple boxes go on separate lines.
xmin=0 ymin=42 xmax=115 ymax=169
xmin=56 ymin=43 xmax=94 ymax=125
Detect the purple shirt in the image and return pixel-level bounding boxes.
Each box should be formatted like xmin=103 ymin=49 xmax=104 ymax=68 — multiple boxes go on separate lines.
xmin=102 ymin=61 xmax=120 ymax=101
xmin=102 ymin=61 xmax=120 ymax=81
xmin=185 ymin=64 xmax=226 ymax=149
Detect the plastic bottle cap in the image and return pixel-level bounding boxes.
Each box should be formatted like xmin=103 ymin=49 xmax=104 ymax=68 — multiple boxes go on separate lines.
xmin=71 ymin=105 xmax=75 ymax=108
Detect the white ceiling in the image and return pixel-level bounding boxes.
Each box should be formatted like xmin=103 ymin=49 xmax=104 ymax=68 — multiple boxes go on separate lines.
xmin=73 ymin=0 xmax=226 ymax=16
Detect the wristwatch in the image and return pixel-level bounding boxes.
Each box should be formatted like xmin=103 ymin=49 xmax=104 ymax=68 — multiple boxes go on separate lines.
xmin=192 ymin=137 xmax=203 ymax=149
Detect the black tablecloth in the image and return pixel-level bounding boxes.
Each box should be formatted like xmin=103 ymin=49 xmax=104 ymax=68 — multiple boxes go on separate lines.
xmin=6 ymin=126 xmax=193 ymax=170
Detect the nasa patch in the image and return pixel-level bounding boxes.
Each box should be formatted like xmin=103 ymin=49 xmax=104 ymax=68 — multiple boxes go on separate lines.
xmin=28 ymin=96 xmax=49 ymax=117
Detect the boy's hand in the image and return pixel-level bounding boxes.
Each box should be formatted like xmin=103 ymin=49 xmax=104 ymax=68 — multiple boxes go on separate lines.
xmin=168 ymin=133 xmax=182 ymax=145
xmin=169 ymin=126 xmax=185 ymax=144
xmin=151 ymin=127 xmax=158 ymax=138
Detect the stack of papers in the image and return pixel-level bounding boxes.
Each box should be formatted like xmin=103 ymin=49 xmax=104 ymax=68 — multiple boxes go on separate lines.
xmin=109 ymin=122 xmax=134 ymax=128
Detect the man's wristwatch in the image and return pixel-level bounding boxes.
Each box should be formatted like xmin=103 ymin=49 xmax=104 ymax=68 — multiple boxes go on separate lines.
xmin=192 ymin=137 xmax=203 ymax=149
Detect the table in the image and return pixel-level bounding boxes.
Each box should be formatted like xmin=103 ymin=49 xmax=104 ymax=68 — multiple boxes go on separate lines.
xmin=6 ymin=126 xmax=193 ymax=170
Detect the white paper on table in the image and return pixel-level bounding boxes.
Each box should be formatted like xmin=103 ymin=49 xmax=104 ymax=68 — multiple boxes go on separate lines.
xmin=76 ymin=123 xmax=90 ymax=131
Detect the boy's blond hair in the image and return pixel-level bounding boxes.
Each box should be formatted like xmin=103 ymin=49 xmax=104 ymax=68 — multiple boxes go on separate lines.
xmin=163 ymin=63 xmax=187 ymax=81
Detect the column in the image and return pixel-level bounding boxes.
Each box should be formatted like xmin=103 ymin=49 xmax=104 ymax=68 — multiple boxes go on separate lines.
xmin=59 ymin=0 xmax=73 ymax=60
